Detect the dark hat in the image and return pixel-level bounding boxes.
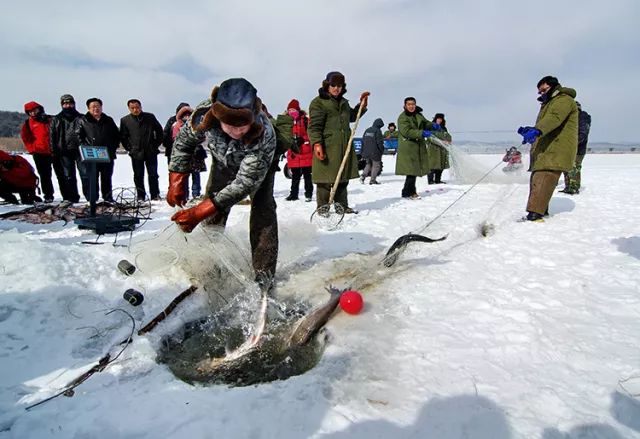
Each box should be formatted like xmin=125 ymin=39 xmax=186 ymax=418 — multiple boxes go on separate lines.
xmin=287 ymin=99 xmax=301 ymax=111
xmin=434 ymin=113 xmax=445 ymax=120
xmin=86 ymin=97 xmax=103 ymax=108
xmin=325 ymin=71 xmax=346 ymax=86
xmin=175 ymin=102 xmax=190 ymax=114
xmin=24 ymin=101 xmax=41 ymax=113
xmin=388 ymin=122 xmax=396 ymax=128
xmin=537 ymin=75 xmax=559 ymax=89
xmin=60 ymin=94 xmax=75 ymax=104
xmin=211 ymin=78 xmax=258 ymax=127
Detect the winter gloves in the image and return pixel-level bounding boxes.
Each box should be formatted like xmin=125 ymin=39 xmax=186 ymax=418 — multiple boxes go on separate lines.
xmin=313 ymin=143 xmax=326 ymax=161
xmin=360 ymin=91 xmax=370 ymax=108
xmin=518 ymin=126 xmax=542 ymax=144
xmin=171 ymin=198 xmax=217 ymax=233
xmin=166 ymin=171 xmax=189 ymax=207
xmin=431 ymin=122 xmax=441 ymax=131
xmin=422 ymin=130 xmax=433 ymax=138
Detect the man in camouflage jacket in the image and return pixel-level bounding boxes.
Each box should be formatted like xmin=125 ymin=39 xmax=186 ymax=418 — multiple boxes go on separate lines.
xmin=167 ymin=78 xmax=278 ymax=282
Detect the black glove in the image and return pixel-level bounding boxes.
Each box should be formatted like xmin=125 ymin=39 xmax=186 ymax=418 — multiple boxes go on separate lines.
xmin=290 ymin=136 xmax=302 ymax=154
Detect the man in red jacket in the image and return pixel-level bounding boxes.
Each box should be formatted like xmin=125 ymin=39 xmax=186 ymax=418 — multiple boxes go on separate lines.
xmin=20 ymin=101 xmax=65 ymax=203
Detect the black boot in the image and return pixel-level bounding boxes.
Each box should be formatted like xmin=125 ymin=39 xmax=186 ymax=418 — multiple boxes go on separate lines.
xmin=525 ymin=211 xmax=545 ymax=222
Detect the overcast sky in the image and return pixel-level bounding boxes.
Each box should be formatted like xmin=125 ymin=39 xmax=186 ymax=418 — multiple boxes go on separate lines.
xmin=1 ymin=0 xmax=638 ymax=143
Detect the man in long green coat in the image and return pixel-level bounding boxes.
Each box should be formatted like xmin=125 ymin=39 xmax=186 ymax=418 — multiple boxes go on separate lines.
xmin=517 ymin=75 xmax=578 ymax=222
xmin=384 ymin=123 xmax=399 ymax=139
xmin=426 ymin=112 xmax=452 ymax=184
xmin=395 ymin=97 xmax=439 ymax=199
xmin=308 ymin=71 xmax=369 ymax=214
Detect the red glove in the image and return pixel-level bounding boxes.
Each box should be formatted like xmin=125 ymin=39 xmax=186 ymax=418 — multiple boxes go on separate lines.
xmin=360 ymin=91 xmax=370 ymax=108
xmin=166 ymin=172 xmax=189 ymax=207
xmin=313 ymin=143 xmax=326 ymax=161
xmin=171 ymin=198 xmax=217 ymax=233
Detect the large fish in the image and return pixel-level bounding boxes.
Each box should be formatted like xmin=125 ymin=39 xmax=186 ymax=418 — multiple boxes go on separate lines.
xmin=165 ymin=287 xmax=344 ymax=385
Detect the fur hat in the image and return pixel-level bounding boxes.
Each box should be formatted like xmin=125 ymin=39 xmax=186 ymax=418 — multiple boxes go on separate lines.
xmin=24 ymin=101 xmax=41 ymax=113
xmin=211 ymin=78 xmax=258 ymax=127
xmin=325 ymin=71 xmax=345 ymax=86
xmin=60 ymin=94 xmax=75 ymax=105
xmin=433 ymin=113 xmax=446 ymax=129
xmin=287 ymin=99 xmax=301 ymax=111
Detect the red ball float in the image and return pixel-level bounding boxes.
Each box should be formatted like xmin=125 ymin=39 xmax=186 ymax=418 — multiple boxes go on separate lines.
xmin=339 ymin=290 xmax=364 ymax=315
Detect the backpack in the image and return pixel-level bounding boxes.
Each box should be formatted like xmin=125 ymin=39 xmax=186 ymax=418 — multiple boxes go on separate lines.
xmin=0 ymin=151 xmax=39 ymax=191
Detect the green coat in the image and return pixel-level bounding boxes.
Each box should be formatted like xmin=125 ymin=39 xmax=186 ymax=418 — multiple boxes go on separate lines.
xmin=427 ymin=129 xmax=451 ymax=170
xmin=395 ymin=108 xmax=434 ymax=176
xmin=274 ymin=113 xmax=294 ymax=155
xmin=384 ymin=130 xmax=399 ymax=139
xmin=530 ymin=86 xmax=578 ymax=172
xmin=308 ymin=89 xmax=365 ymax=184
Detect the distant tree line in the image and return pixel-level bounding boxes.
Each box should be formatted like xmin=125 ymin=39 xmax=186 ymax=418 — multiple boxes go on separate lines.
xmin=0 ymin=111 xmax=25 ymax=137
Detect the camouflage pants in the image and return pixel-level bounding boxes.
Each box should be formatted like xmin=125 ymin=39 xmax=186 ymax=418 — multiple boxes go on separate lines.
xmin=562 ymin=154 xmax=585 ymax=193
xmin=526 ymin=170 xmax=561 ymax=215
xmin=316 ymin=182 xmax=349 ymax=209
xmin=204 ymin=167 xmax=278 ymax=280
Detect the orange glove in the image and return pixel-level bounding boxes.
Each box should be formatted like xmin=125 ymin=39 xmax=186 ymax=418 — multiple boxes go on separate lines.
xmin=360 ymin=91 xmax=370 ymax=108
xmin=166 ymin=172 xmax=189 ymax=207
xmin=313 ymin=143 xmax=326 ymax=161
xmin=171 ymin=198 xmax=217 ymax=233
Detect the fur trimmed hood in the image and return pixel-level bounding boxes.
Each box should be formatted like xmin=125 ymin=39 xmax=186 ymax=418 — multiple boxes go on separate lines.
xmin=176 ymin=105 xmax=193 ymax=121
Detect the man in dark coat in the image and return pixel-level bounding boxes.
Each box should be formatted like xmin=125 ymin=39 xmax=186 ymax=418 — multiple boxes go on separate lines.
xmin=167 ymin=78 xmax=278 ymax=286
xmin=561 ymin=101 xmax=591 ymax=195
xmin=75 ymin=98 xmax=120 ymax=202
xmin=49 ymin=94 xmax=84 ymax=202
xmin=360 ymin=118 xmax=384 ymax=184
xmin=119 ymin=99 xmax=164 ymax=201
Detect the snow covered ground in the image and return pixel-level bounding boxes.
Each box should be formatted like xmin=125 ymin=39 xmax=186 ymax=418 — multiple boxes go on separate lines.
xmin=1 ymin=151 xmax=640 ymax=439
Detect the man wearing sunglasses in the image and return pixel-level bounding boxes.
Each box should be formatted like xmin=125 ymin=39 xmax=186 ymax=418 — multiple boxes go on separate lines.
xmin=308 ymin=71 xmax=369 ymax=214
xmin=517 ymin=75 xmax=579 ymax=222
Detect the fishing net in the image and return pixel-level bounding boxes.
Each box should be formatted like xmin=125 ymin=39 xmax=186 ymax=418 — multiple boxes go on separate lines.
xmin=432 ymin=138 xmax=529 ymax=185
xmin=130 ymin=224 xmax=258 ymax=311
xmin=310 ymin=202 xmax=345 ymax=230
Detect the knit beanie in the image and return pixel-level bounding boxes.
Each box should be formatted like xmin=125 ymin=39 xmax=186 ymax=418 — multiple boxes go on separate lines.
xmin=60 ymin=94 xmax=75 ymax=105
xmin=287 ymin=99 xmax=301 ymax=111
